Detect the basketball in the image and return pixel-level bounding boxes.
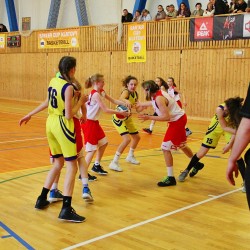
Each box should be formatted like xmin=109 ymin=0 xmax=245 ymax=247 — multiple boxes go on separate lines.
xmin=116 ymin=105 xmax=129 ymax=121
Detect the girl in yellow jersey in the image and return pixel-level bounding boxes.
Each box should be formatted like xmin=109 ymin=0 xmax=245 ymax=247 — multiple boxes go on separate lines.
xmin=178 ymin=97 xmax=245 ymax=184
xmin=109 ymin=75 xmax=141 ymax=172
xmin=19 ymin=56 xmax=86 ymax=222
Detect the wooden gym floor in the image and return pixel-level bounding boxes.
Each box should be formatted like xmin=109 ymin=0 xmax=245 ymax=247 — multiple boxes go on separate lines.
xmin=0 ymin=99 xmax=250 ymax=250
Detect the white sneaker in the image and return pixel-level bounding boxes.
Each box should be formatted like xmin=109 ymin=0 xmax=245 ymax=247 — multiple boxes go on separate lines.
xmin=126 ymin=155 xmax=140 ymax=165
xmin=242 ymin=182 xmax=246 ymax=193
xmin=109 ymin=161 xmax=123 ymax=172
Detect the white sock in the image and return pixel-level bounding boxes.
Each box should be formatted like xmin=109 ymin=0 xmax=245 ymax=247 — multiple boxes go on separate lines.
xmin=167 ymin=167 xmax=174 ymax=177
xmin=113 ymin=151 xmax=121 ymax=163
xmin=149 ymin=121 xmax=155 ymax=131
xmin=128 ymin=148 xmax=135 ymax=157
xmin=94 ymin=161 xmax=100 ymax=166
xmin=51 ymin=183 xmax=58 ymax=190
xmin=82 ymin=177 xmax=88 ymax=187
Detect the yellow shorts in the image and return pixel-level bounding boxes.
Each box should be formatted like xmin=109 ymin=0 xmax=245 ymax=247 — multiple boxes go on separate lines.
xmin=112 ymin=115 xmax=138 ymax=135
xmin=46 ymin=115 xmax=77 ymax=160
xmin=202 ymin=121 xmax=231 ymax=149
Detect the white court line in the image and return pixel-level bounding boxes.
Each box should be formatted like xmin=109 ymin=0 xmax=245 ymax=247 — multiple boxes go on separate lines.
xmin=63 ymin=188 xmax=241 ymax=250
xmin=0 ymin=137 xmax=47 ymax=144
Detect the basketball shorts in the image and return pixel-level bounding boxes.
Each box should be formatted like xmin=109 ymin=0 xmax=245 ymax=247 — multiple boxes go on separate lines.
xmin=112 ymin=115 xmax=138 ymax=136
xmin=161 ymin=114 xmax=187 ymax=151
xmin=46 ymin=115 xmax=77 ymax=161
xmin=82 ymin=119 xmax=107 ymax=152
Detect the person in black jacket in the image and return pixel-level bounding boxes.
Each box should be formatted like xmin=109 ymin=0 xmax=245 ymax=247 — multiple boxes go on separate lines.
xmin=0 ymin=24 xmax=8 ymax=32
xmin=122 ymin=9 xmax=133 ymax=23
xmin=212 ymin=0 xmax=229 ymax=15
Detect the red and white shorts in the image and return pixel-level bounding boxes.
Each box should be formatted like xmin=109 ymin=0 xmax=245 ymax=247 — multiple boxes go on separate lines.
xmin=81 ymin=119 xmax=108 ymax=152
xmin=161 ymin=114 xmax=187 ymax=151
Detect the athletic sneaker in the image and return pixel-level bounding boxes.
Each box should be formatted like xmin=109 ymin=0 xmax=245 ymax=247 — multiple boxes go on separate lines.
xmin=126 ymin=155 xmax=140 ymax=165
xmin=91 ymin=164 xmax=108 ymax=175
xmin=82 ymin=187 xmax=94 ymax=202
xmin=35 ymin=196 xmax=50 ymax=209
xmin=109 ymin=161 xmax=123 ymax=172
xmin=157 ymin=176 xmax=176 ymax=187
xmin=78 ymin=173 xmax=97 ymax=182
xmin=58 ymin=206 xmax=85 ymax=223
xmin=178 ymin=170 xmax=189 ymax=182
xmin=48 ymin=189 xmax=63 ymax=203
xmin=185 ymin=128 xmax=192 ymax=137
xmin=189 ymin=162 xmax=204 ymax=177
xmin=242 ymin=182 xmax=246 ymax=193
xmin=143 ymin=128 xmax=152 ymax=134
xmin=88 ymin=173 xmax=97 ymax=181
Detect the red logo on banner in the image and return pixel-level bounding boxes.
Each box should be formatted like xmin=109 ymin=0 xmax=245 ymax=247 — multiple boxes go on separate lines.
xmin=245 ymin=20 xmax=250 ymax=32
xmin=194 ymin=17 xmax=213 ymax=40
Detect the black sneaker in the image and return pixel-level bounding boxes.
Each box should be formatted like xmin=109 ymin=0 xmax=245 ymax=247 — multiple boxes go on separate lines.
xmin=189 ymin=162 xmax=204 ymax=177
xmin=88 ymin=173 xmax=97 ymax=181
xmin=143 ymin=128 xmax=152 ymax=134
xmin=58 ymin=206 xmax=86 ymax=223
xmin=157 ymin=176 xmax=176 ymax=187
xmin=79 ymin=173 xmax=97 ymax=181
xmin=91 ymin=164 xmax=108 ymax=175
xmin=35 ymin=196 xmax=50 ymax=209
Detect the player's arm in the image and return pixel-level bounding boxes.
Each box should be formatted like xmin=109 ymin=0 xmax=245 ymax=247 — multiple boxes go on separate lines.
xmin=119 ymin=89 xmax=132 ymax=109
xmin=105 ymin=93 xmax=127 ymax=106
xmin=222 ymin=134 xmax=235 ymax=154
xmin=138 ymin=96 xmax=170 ymax=121
xmin=95 ymin=92 xmax=129 ymax=116
xmin=216 ymin=107 xmax=236 ymax=134
xmin=19 ymin=98 xmax=48 ymax=126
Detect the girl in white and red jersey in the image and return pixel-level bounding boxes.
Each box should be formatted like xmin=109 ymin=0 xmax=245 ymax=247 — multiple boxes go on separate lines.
xmin=82 ymin=73 xmax=129 ymax=175
xmin=167 ymin=77 xmax=192 ymax=136
xmin=137 ymin=80 xmax=203 ymax=187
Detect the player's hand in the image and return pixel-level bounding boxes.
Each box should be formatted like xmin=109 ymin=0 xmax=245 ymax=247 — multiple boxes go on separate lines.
xmin=138 ymin=114 xmax=149 ymax=121
xmin=19 ymin=114 xmax=31 ymax=126
xmin=226 ymin=159 xmax=239 ymax=186
xmin=222 ymin=144 xmax=230 ymax=154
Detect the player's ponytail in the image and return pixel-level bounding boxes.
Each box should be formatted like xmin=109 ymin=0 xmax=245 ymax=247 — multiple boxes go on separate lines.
xmin=85 ymin=73 xmax=104 ymax=89
xmin=141 ymin=80 xmax=159 ymax=100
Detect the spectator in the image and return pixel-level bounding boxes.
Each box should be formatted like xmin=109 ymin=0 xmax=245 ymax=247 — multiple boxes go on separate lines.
xmin=141 ymin=9 xmax=152 ymax=21
xmin=132 ymin=10 xmax=142 ymax=22
xmin=166 ymin=4 xmax=177 ymax=18
xmin=177 ymin=2 xmax=191 ymax=17
xmin=229 ymin=0 xmax=237 ymax=13
xmin=212 ymin=0 xmax=229 ymax=15
xmin=122 ymin=9 xmax=133 ymax=23
xmin=191 ymin=3 xmax=204 ymax=16
xmin=234 ymin=0 xmax=247 ymax=12
xmin=154 ymin=5 xmax=167 ymax=21
xmin=166 ymin=5 xmax=170 ymax=14
xmin=203 ymin=2 xmax=215 ymax=16
xmin=0 ymin=24 xmax=8 ymax=32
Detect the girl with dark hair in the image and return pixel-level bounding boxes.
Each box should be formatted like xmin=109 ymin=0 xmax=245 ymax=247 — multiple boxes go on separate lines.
xmin=19 ymin=56 xmax=86 ymax=222
xmin=177 ymin=2 xmax=191 ymax=17
xmin=137 ymin=80 xmax=203 ymax=187
xmin=179 ymin=96 xmax=245 ymax=184
xmin=82 ymin=74 xmax=129 ymax=175
xmin=143 ymin=77 xmax=168 ymax=134
xmin=0 ymin=24 xmax=8 ymax=32
xmin=109 ymin=75 xmax=141 ymax=172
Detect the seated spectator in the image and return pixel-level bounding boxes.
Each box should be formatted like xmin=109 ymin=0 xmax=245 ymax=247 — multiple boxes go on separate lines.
xmin=203 ymin=2 xmax=215 ymax=16
xmin=212 ymin=0 xmax=229 ymax=15
xmin=166 ymin=4 xmax=177 ymax=18
xmin=154 ymin=5 xmax=167 ymax=21
xmin=132 ymin=10 xmax=142 ymax=22
xmin=229 ymin=0 xmax=237 ymax=13
xmin=0 ymin=24 xmax=8 ymax=32
xmin=191 ymin=3 xmax=204 ymax=16
xmin=141 ymin=9 xmax=152 ymax=21
xmin=122 ymin=9 xmax=133 ymax=23
xmin=177 ymin=2 xmax=191 ymax=17
xmin=234 ymin=0 xmax=247 ymax=12
xmin=166 ymin=5 xmax=170 ymax=15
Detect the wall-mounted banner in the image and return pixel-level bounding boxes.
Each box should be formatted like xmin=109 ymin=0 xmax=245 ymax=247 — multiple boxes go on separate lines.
xmin=190 ymin=17 xmax=213 ymax=41
xmin=190 ymin=14 xmax=248 ymax=41
xmin=127 ymin=23 xmax=146 ymax=63
xmin=0 ymin=34 xmax=5 ymax=49
xmin=38 ymin=28 xmax=80 ymax=49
